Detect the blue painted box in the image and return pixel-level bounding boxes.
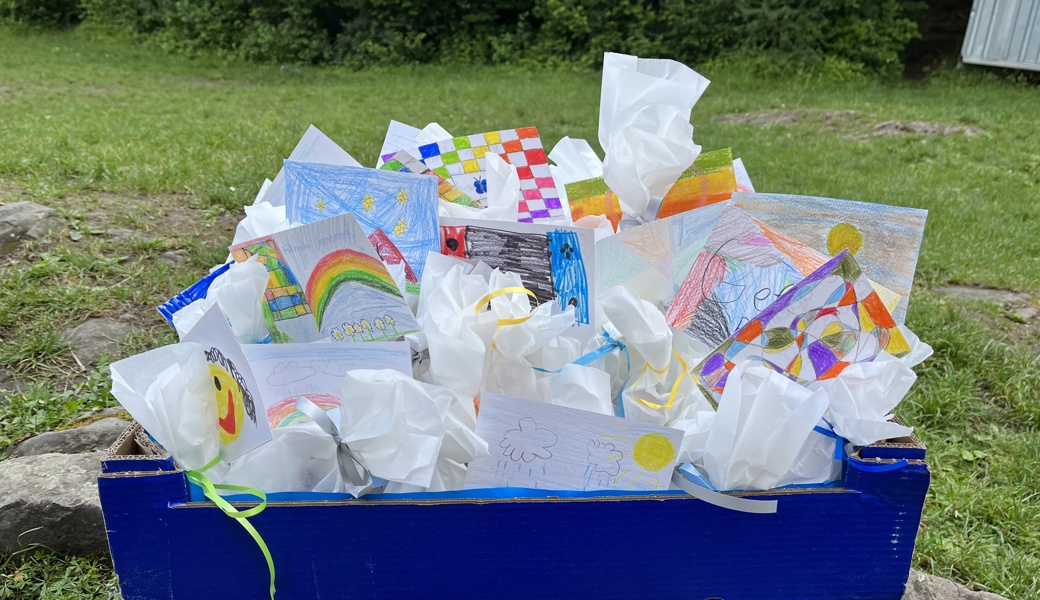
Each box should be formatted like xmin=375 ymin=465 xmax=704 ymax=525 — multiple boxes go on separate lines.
xmin=99 ymin=423 xmax=929 ymax=600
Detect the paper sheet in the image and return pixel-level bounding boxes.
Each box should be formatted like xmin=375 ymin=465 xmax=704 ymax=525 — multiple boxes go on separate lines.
xmin=242 ymin=342 xmax=412 ymax=428
xmin=183 ymin=305 xmax=273 ymax=461
xmin=465 ymin=392 xmax=683 ymax=491
xmin=260 ymin=125 xmax=361 ymax=207
xmin=733 ymin=158 xmax=755 ymax=192
xmin=656 ymin=148 xmax=737 ymax=219
xmin=377 ymin=120 xmax=423 ymax=167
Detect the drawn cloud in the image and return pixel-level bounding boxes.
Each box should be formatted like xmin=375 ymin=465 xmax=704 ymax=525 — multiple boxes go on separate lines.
xmin=586 ymin=439 xmax=623 ymax=476
xmin=500 ymin=417 xmax=557 ymax=463
xmin=267 ymin=361 xmax=317 ymax=386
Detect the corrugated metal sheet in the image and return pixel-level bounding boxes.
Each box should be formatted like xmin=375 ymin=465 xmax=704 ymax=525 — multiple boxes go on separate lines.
xmin=962 ymin=0 xmax=1040 ymax=71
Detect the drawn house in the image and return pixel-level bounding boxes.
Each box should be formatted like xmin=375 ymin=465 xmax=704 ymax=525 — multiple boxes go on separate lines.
xmin=440 ymin=225 xmax=590 ymax=325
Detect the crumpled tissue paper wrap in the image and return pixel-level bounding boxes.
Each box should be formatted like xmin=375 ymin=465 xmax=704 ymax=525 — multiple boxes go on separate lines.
xmin=110 ymin=342 xmax=220 ymax=472
xmin=599 ymin=52 xmax=710 ymax=219
xmin=700 ymin=360 xmax=830 ymax=491
xmin=337 ymin=369 xmax=488 ymax=490
xmin=172 ymin=256 xmax=270 ymax=344
xmin=438 ymin=152 xmax=522 ymax=221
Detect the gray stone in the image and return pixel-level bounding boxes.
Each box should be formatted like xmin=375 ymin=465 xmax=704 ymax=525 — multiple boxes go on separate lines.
xmin=0 ymin=452 xmax=107 ymax=555
xmin=61 ymin=318 xmax=135 ymax=365
xmin=9 ymin=418 xmax=130 ymax=457
xmin=0 ymin=202 xmax=64 ymax=253
xmin=0 ymin=367 xmax=28 ymax=394
xmin=934 ymin=285 xmax=1032 ymax=305
xmin=158 ymin=249 xmax=190 ymax=266
xmin=873 ymin=121 xmax=986 ymax=137
xmin=1011 ymin=305 xmax=1038 ymax=321
xmin=903 ymin=569 xmax=1008 ymax=600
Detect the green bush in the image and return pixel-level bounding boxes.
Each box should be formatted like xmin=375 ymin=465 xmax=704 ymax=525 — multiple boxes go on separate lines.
xmin=1 ymin=0 xmax=81 ymax=28
xmin=76 ymin=0 xmax=922 ymax=74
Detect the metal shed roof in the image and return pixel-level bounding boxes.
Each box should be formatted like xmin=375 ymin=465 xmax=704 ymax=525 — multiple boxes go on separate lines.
xmin=962 ymin=0 xmax=1040 ymax=71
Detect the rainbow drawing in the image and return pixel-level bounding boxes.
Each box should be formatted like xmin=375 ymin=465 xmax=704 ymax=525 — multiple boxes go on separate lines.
xmin=306 ymin=248 xmax=403 ymax=330
xmin=266 ymin=393 xmax=341 ymax=428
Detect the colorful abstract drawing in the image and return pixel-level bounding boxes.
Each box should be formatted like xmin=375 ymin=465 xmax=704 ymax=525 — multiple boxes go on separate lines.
xmin=465 ymin=393 xmax=684 ymax=492
xmin=564 ymin=177 xmax=622 ymax=231
xmin=231 ymin=237 xmax=312 ymax=343
xmin=284 ymin=161 xmax=439 ymax=286
xmin=392 ymin=127 xmax=563 ymax=223
xmin=254 ymin=213 xmax=420 ymax=343
xmin=596 ymin=202 xmax=730 ymax=309
xmin=732 ymin=192 xmax=928 ymax=324
xmin=380 ymin=150 xmax=483 ymax=209
xmin=266 ymin=393 xmax=340 ymax=429
xmin=656 ymin=148 xmax=737 ymax=219
xmin=665 ymin=207 xmax=821 ymax=348
xmin=440 ymin=218 xmax=596 ymax=336
xmin=693 ymin=250 xmax=912 ymax=403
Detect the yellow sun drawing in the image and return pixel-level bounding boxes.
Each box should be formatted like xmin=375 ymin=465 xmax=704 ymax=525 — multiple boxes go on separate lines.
xmin=393 ymin=219 xmax=408 ymax=237
xmin=632 ymin=433 xmax=677 ymax=473
xmin=362 ymin=194 xmax=375 ymax=212
xmin=396 ymin=189 xmax=409 ymax=204
xmin=315 ymin=199 xmax=326 ymax=213
xmin=826 ymin=222 xmax=863 ymax=256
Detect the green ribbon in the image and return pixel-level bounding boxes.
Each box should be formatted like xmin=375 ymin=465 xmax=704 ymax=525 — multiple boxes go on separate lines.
xmin=185 ymin=456 xmax=276 ymax=600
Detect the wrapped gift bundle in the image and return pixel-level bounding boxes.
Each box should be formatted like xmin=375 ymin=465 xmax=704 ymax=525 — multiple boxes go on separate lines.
xmin=102 ymin=52 xmax=933 ymax=600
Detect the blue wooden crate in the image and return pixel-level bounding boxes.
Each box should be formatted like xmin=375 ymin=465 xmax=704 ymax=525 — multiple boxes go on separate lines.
xmin=99 ymin=423 xmax=929 ymax=600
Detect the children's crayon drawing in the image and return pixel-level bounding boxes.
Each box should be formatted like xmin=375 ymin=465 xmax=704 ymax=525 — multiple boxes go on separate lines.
xmin=183 ymin=305 xmax=272 ymax=460
xmin=391 ymin=127 xmax=563 ymax=223
xmin=564 ymin=176 xmax=623 ymax=231
xmin=230 ymin=237 xmax=317 ymax=344
xmin=465 ymin=393 xmax=684 ymax=492
xmin=283 ymin=161 xmax=439 ymax=289
xmin=440 ymin=217 xmax=595 ymax=337
xmin=242 ymin=342 xmax=411 ymax=428
xmin=656 ymin=148 xmax=737 ymax=219
xmin=380 ymin=150 xmax=483 ymax=209
xmin=693 ymin=250 xmax=912 ymax=403
xmin=665 ymin=207 xmax=815 ymax=348
xmin=732 ymin=192 xmax=927 ymax=324
xmin=237 ymin=213 xmax=420 ymax=343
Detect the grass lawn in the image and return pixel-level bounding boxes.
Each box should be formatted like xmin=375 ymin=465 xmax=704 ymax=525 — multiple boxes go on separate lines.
xmin=1 ymin=26 xmax=1039 ymax=599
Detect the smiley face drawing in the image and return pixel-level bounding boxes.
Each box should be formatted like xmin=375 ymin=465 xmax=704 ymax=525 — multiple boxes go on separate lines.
xmin=204 ymin=348 xmax=257 ymax=447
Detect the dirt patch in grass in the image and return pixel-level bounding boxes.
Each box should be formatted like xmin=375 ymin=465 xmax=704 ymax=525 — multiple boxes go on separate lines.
xmin=934 ymin=284 xmax=1040 ymax=352
xmin=714 ymin=109 xmax=987 ymax=139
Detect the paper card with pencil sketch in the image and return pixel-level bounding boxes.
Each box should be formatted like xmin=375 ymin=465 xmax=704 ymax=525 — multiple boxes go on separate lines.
xmin=464 ymin=393 xmax=684 ymax=492
xmin=229 ymin=236 xmax=321 ymax=344
xmin=183 ymin=305 xmax=273 ymax=461
xmin=283 ymin=161 xmax=439 ymax=291
xmin=242 ymin=342 xmax=411 ymax=429
xmin=596 ymin=202 xmax=730 ymax=309
xmin=439 ymin=217 xmax=596 ymax=338
xmin=268 ymin=212 xmax=420 ymax=343
xmin=564 ymin=176 xmax=623 ymax=231
xmin=693 ymin=250 xmax=912 ymax=403
xmin=732 ymin=192 xmax=927 ymax=324
xmin=665 ymin=206 xmax=828 ymax=348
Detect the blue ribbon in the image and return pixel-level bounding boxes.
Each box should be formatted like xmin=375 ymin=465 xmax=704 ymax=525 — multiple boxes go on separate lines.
xmin=533 ymin=332 xmax=631 ymax=417
xmin=848 ymin=458 xmax=910 ymax=472
xmin=812 ymin=421 xmax=847 ymax=461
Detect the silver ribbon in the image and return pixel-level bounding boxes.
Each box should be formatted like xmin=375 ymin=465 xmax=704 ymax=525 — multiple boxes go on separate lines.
xmin=294 ymin=396 xmax=370 ymax=489
xmin=670 ymin=472 xmax=779 ymax=514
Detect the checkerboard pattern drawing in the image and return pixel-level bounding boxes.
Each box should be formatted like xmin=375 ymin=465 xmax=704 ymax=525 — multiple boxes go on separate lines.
xmin=398 ymin=127 xmax=564 ymax=223
xmin=380 ymin=151 xmax=483 ymax=209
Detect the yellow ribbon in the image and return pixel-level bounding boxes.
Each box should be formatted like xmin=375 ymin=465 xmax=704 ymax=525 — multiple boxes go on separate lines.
xmin=185 ymin=457 xmax=276 ymax=600
xmin=631 ymin=350 xmax=695 ymax=410
xmin=474 ymin=287 xmax=538 ymax=326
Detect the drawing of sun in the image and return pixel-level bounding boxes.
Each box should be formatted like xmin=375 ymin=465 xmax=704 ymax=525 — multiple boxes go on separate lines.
xmin=209 ymin=363 xmax=245 ymax=446
xmin=826 ymin=222 xmax=863 ymax=256
xmin=633 ymin=433 xmax=676 ymax=472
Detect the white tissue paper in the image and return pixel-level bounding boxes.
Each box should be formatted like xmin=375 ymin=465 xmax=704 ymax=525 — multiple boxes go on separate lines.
xmin=438 ymin=152 xmax=521 ymax=221
xmin=110 ymin=342 xmax=219 ymax=472
xmin=599 ymin=52 xmax=710 ymax=219
xmin=337 ymin=369 xmax=487 ymax=489
xmin=172 ymin=256 xmax=271 ymax=344
xmin=700 ymin=360 xmax=830 ymax=491
xmin=548 ymin=136 xmax=604 ymax=184
xmin=231 ymin=191 xmax=290 ymax=247
xmin=811 ymin=354 xmax=917 ymax=447
xmin=218 ymin=425 xmax=342 ymax=494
